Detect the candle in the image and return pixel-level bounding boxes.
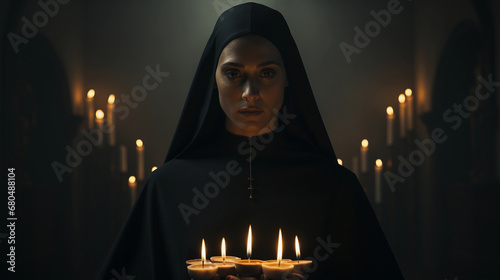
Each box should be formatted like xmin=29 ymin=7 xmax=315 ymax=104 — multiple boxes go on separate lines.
xmin=107 ymin=94 xmax=116 ymax=146
xmin=214 ymin=237 xmax=237 ymax=278
xmin=386 ymin=106 xmax=394 ymax=146
xmin=234 ymin=225 xmax=262 ymax=277
xmin=375 ymin=159 xmax=383 ymax=204
xmin=86 ymin=89 xmax=95 ymax=129
xmin=187 ymin=239 xmax=218 ymax=280
xmin=95 ymin=110 xmax=104 ymax=146
xmin=151 ymin=166 xmax=158 ymax=172
xmin=352 ymin=156 xmax=359 ymax=176
xmin=284 ymin=236 xmax=313 ymax=274
xmin=360 ymin=139 xmax=369 ymax=173
xmin=128 ymin=176 xmax=137 ymax=208
xmin=405 ymin=88 xmax=413 ymax=131
xmin=136 ymin=139 xmax=145 ymax=181
xmin=262 ymin=229 xmax=293 ymax=280
xmin=399 ymin=94 xmax=406 ymax=138
xmin=337 ymin=159 xmax=343 ymax=166
xmin=120 ymin=145 xmax=127 ymax=173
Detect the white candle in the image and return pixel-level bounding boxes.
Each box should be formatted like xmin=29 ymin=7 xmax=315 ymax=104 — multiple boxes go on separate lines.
xmin=405 ymin=88 xmax=413 ymax=131
xmin=337 ymin=159 xmax=343 ymax=166
xmin=120 ymin=145 xmax=127 ymax=173
xmin=95 ymin=110 xmax=104 ymax=146
xmin=128 ymin=176 xmax=137 ymax=208
xmin=352 ymin=156 xmax=359 ymax=176
xmin=386 ymin=106 xmax=394 ymax=146
xmin=398 ymin=94 xmax=406 ymax=138
xmin=107 ymin=94 xmax=116 ymax=146
xmin=375 ymin=159 xmax=383 ymax=204
xmin=136 ymin=139 xmax=145 ymax=181
xmin=86 ymin=89 xmax=95 ymax=129
xmin=360 ymin=139 xmax=369 ymax=173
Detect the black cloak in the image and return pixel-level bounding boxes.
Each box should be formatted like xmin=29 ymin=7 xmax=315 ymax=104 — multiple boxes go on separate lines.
xmin=97 ymin=3 xmax=404 ymax=279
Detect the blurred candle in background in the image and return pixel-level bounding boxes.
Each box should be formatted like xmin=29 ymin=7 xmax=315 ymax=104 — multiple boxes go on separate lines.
xmin=360 ymin=139 xmax=369 ymax=173
xmin=352 ymin=156 xmax=359 ymax=176
xmin=337 ymin=158 xmax=343 ymax=166
xmin=136 ymin=139 xmax=145 ymax=181
xmin=405 ymin=88 xmax=413 ymax=131
xmin=398 ymin=94 xmax=406 ymax=138
xmin=107 ymin=94 xmax=116 ymax=146
xmin=86 ymin=89 xmax=95 ymax=129
xmin=151 ymin=166 xmax=158 ymax=172
xmin=128 ymin=176 xmax=137 ymax=208
xmin=120 ymin=145 xmax=127 ymax=173
xmin=386 ymin=106 xmax=394 ymax=146
xmin=375 ymin=159 xmax=383 ymax=204
xmin=95 ymin=110 xmax=104 ymax=146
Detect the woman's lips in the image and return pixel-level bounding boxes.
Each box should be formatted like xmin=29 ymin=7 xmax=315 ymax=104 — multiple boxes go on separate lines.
xmin=239 ymin=109 xmax=263 ymax=117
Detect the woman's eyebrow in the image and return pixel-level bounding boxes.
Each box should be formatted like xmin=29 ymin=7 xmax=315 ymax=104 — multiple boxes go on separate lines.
xmin=220 ymin=60 xmax=282 ymax=68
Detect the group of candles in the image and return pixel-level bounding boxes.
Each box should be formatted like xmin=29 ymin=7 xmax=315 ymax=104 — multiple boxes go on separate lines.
xmin=337 ymin=88 xmax=414 ymax=204
xmin=86 ymin=89 xmax=157 ymax=207
xmin=187 ymin=225 xmax=312 ymax=280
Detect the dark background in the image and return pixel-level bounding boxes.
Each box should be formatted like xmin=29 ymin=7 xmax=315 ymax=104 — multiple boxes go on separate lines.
xmin=1 ymin=0 xmax=499 ymax=279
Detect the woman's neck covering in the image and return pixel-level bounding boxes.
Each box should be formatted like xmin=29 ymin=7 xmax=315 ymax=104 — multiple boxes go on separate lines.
xmin=165 ymin=2 xmax=336 ymax=162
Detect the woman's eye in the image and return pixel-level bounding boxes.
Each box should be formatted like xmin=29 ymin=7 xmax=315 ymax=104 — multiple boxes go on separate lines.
xmin=224 ymin=70 xmax=241 ymax=80
xmin=261 ymin=69 xmax=276 ymax=78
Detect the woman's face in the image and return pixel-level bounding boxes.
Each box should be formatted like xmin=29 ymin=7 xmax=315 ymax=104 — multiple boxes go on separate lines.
xmin=216 ymin=34 xmax=288 ymax=137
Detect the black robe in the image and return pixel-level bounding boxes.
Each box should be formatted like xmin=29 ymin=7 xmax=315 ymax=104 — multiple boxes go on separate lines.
xmin=97 ymin=3 xmax=404 ymax=279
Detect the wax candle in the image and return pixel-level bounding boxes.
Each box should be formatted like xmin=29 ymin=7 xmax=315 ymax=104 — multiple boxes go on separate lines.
xmin=399 ymin=94 xmax=406 ymax=138
xmin=352 ymin=156 xmax=359 ymax=176
xmin=95 ymin=110 xmax=104 ymax=146
xmin=234 ymin=225 xmax=262 ymax=277
xmin=405 ymin=88 xmax=413 ymax=131
xmin=86 ymin=89 xmax=95 ymax=129
xmin=337 ymin=159 xmax=343 ymax=166
xmin=375 ymin=159 xmax=383 ymax=204
xmin=136 ymin=139 xmax=145 ymax=181
xmin=262 ymin=229 xmax=293 ymax=280
xmin=128 ymin=176 xmax=137 ymax=208
xmin=120 ymin=145 xmax=127 ymax=173
xmin=284 ymin=236 xmax=313 ymax=274
xmin=360 ymin=139 xmax=369 ymax=173
xmin=215 ymin=237 xmax=237 ymax=278
xmin=187 ymin=239 xmax=218 ymax=280
xmin=386 ymin=106 xmax=394 ymax=146
xmin=107 ymin=94 xmax=116 ymax=146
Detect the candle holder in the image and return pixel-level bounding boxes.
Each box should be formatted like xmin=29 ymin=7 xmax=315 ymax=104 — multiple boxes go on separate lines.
xmin=210 ymin=256 xmax=240 ymax=263
xmin=284 ymin=260 xmax=313 ymax=274
xmin=187 ymin=263 xmax=218 ymax=280
xmin=234 ymin=259 xmax=262 ymax=277
xmin=186 ymin=259 xmax=212 ymax=266
xmin=261 ymin=261 xmax=293 ymax=280
xmin=215 ymin=262 xmax=237 ymax=278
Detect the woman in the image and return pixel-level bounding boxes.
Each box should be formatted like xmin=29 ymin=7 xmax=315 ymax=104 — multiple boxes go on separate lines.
xmin=97 ymin=3 xmax=404 ymax=279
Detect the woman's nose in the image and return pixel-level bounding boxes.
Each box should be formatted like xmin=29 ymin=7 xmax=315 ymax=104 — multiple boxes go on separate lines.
xmin=241 ymin=78 xmax=260 ymax=102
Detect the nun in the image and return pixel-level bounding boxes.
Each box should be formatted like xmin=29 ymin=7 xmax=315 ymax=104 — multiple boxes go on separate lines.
xmin=97 ymin=3 xmax=404 ymax=279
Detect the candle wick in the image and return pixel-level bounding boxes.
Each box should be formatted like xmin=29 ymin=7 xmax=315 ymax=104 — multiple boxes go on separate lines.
xmin=202 ymin=260 xmax=204 ymax=268
xmin=278 ymin=260 xmax=281 ymax=267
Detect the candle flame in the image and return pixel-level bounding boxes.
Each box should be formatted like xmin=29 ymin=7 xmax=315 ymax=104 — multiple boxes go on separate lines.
xmin=386 ymin=106 xmax=394 ymax=116
xmin=128 ymin=176 xmax=136 ymax=184
xmin=136 ymin=139 xmax=143 ymax=148
xmin=247 ymin=225 xmax=252 ymax=259
xmin=108 ymin=94 xmax=115 ymax=104
xmin=151 ymin=166 xmax=158 ymax=172
xmin=405 ymin=88 xmax=412 ymax=97
xmin=337 ymin=159 xmax=343 ymax=166
xmin=95 ymin=110 xmax=104 ymax=120
xmin=361 ymin=139 xmax=369 ymax=148
xmin=295 ymin=235 xmax=301 ymax=260
xmin=222 ymin=237 xmax=226 ymax=264
xmin=201 ymin=239 xmax=206 ymax=268
xmin=398 ymin=94 xmax=406 ymax=104
xmin=277 ymin=229 xmax=283 ymax=266
xmin=87 ymin=89 xmax=95 ymax=99
xmin=376 ymin=159 xmax=383 ymax=167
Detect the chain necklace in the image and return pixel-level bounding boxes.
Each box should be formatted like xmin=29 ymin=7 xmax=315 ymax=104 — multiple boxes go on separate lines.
xmin=248 ymin=138 xmax=254 ymax=199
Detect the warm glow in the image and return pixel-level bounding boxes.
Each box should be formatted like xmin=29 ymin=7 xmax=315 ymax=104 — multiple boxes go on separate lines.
xmin=221 ymin=238 xmax=226 ymax=262
xmin=386 ymin=106 xmax=394 ymax=116
xmin=136 ymin=139 xmax=143 ymax=148
xmin=246 ymin=225 xmax=252 ymax=259
xmin=399 ymin=94 xmax=406 ymax=103
xmin=201 ymin=239 xmax=206 ymax=264
xmin=95 ymin=110 xmax=104 ymax=120
xmin=361 ymin=139 xmax=369 ymax=148
xmin=405 ymin=88 xmax=412 ymax=97
xmin=295 ymin=235 xmax=301 ymax=260
xmin=337 ymin=159 xmax=343 ymax=165
xmin=108 ymin=94 xmax=115 ymax=104
xmin=277 ymin=229 xmax=283 ymax=264
xmin=151 ymin=166 xmax=157 ymax=172
xmin=128 ymin=176 xmax=136 ymax=184
xmin=376 ymin=159 xmax=383 ymax=167
xmin=87 ymin=89 xmax=95 ymax=99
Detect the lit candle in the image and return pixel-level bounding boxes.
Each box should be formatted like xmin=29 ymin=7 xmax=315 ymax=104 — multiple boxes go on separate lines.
xmin=107 ymin=94 xmax=116 ymax=146
xmin=337 ymin=159 xmax=343 ymax=166
xmin=151 ymin=166 xmax=157 ymax=172
xmin=405 ymin=88 xmax=413 ymax=131
xmin=86 ymin=89 xmax=95 ymax=129
xmin=262 ymin=229 xmax=293 ymax=280
xmin=375 ymin=159 xmax=383 ymax=204
xmin=360 ymin=139 xmax=369 ymax=173
xmin=399 ymin=94 xmax=406 ymax=138
xmin=214 ymin=237 xmax=237 ymax=278
xmin=136 ymin=139 xmax=145 ymax=181
xmin=235 ymin=225 xmax=262 ymax=277
xmin=128 ymin=176 xmax=137 ymax=208
xmin=352 ymin=156 xmax=359 ymax=176
xmin=187 ymin=239 xmax=218 ymax=280
xmin=95 ymin=110 xmax=104 ymax=146
xmin=386 ymin=106 xmax=394 ymax=146
xmin=120 ymin=145 xmax=127 ymax=173
xmin=285 ymin=236 xmax=312 ymax=274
